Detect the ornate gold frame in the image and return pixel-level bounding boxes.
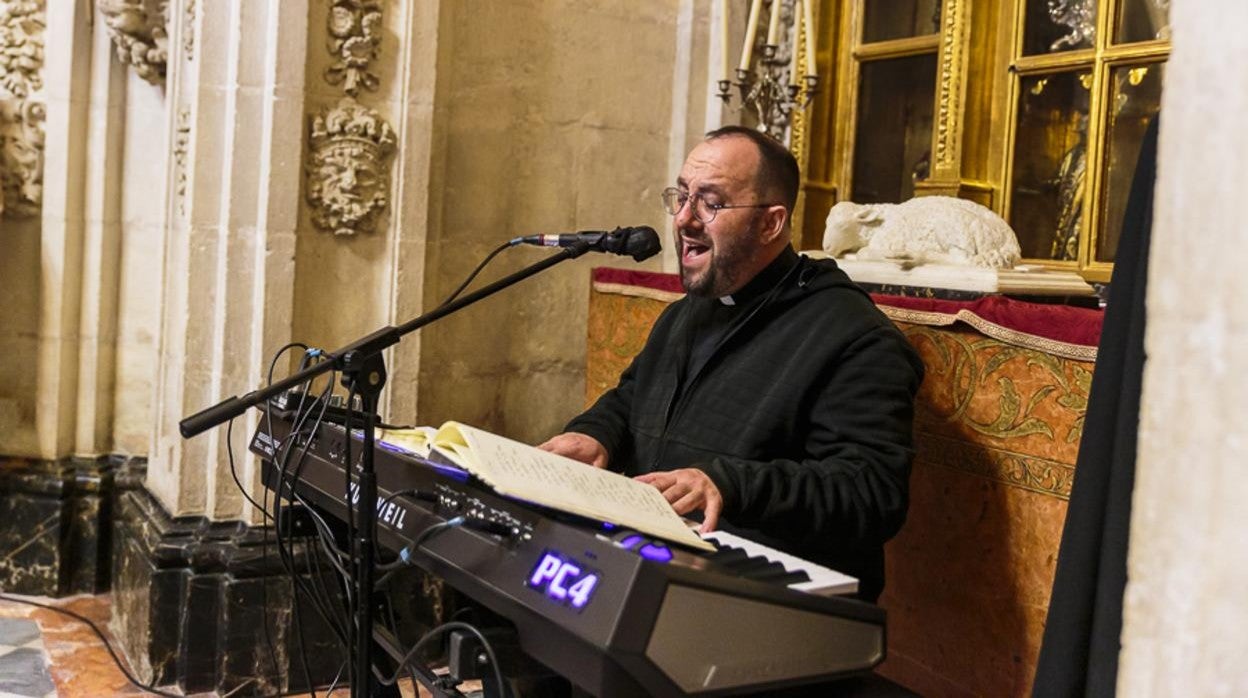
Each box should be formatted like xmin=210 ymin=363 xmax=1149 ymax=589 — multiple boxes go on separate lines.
xmin=1001 ymin=0 xmax=1169 ymax=282
xmin=797 ymin=0 xmax=1170 ymax=281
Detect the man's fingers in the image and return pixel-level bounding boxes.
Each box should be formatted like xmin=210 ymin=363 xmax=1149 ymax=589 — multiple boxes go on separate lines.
xmin=661 ymin=482 xmax=690 ymax=504
xmin=635 ymin=472 xmax=672 ymax=488
xmin=638 ymin=474 xmax=689 ymax=504
xmin=671 ymin=491 xmax=701 ymax=516
xmin=636 ymin=469 xmax=722 ymax=530
xmin=539 ymin=433 xmax=608 ymax=468
xmin=699 ymin=495 xmax=722 ymax=533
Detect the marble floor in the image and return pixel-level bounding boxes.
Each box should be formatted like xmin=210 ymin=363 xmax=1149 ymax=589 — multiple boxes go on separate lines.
xmin=0 ymin=595 xmax=430 ymax=697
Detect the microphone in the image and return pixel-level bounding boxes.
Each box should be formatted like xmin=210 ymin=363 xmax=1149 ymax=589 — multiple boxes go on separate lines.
xmin=511 ymin=226 xmax=662 ymax=262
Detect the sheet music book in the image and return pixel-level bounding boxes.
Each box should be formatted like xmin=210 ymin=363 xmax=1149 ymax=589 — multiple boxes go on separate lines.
xmin=375 ymin=426 xmax=439 ymax=458
xmin=430 ymin=421 xmax=715 ymax=552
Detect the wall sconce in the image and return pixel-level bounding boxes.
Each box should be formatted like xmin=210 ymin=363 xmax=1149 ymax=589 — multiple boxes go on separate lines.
xmin=718 ymin=0 xmax=819 ymax=140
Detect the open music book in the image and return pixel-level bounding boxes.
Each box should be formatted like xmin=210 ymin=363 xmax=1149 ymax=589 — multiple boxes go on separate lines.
xmin=424 ymin=421 xmax=714 ymax=552
xmin=376 ymin=426 xmax=438 ymax=458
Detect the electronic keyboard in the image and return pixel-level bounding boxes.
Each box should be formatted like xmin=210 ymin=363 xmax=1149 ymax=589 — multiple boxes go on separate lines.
xmin=251 ymin=414 xmax=885 ymax=697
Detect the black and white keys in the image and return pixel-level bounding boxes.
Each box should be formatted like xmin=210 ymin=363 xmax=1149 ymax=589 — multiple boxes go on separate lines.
xmin=701 ymin=528 xmax=859 ymax=597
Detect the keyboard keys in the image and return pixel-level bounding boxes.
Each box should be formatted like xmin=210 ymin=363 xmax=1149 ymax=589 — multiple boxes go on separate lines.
xmin=701 ymin=530 xmax=858 ymax=596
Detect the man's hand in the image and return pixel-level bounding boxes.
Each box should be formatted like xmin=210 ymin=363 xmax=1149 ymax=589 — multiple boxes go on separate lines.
xmin=634 ymin=469 xmax=723 ymax=533
xmin=537 ymin=432 xmax=609 ymax=469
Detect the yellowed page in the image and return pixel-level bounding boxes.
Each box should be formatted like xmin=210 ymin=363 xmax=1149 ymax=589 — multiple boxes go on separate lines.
xmin=376 ymin=426 xmax=438 ymax=457
xmin=434 ymin=422 xmax=714 ymax=551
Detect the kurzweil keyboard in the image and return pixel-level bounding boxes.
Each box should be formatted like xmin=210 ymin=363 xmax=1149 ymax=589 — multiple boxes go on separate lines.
xmin=251 ymin=414 xmax=885 ymax=697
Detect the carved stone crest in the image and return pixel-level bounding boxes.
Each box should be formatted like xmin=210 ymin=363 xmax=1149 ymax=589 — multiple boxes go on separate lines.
xmin=98 ymin=0 xmax=168 ymax=86
xmin=0 ymin=0 xmax=44 ymax=218
xmin=1 ymin=99 xmax=45 ymax=217
xmin=0 ymin=0 xmax=44 ymax=99
xmin=306 ymin=97 xmax=396 ymax=236
xmin=325 ymin=0 xmax=382 ymax=96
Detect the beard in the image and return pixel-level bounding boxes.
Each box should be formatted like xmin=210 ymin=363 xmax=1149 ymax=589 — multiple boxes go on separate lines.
xmin=676 ymin=220 xmax=756 ymax=298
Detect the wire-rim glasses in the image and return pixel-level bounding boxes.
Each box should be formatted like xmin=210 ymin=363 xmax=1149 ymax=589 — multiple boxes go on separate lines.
xmin=660 ymin=187 xmax=780 ymax=224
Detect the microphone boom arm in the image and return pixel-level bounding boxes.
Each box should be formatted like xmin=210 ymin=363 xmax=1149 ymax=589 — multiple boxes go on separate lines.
xmin=179 ymin=239 xmax=594 ymax=437
xmin=179 ymin=238 xmax=597 ymax=698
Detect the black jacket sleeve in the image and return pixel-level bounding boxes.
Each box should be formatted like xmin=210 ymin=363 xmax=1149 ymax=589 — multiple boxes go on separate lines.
xmin=564 ymin=302 xmax=683 ymax=471
xmin=700 ymin=326 xmax=924 ymax=550
xmin=563 ymin=356 xmax=637 ymax=469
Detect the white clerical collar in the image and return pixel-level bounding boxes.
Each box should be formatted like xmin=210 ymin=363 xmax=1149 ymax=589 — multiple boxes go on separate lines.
xmin=718 ymin=295 xmax=736 ymax=306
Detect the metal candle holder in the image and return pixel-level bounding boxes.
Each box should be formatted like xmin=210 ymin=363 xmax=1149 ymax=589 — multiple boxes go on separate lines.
xmin=717 ymin=44 xmax=818 ymax=141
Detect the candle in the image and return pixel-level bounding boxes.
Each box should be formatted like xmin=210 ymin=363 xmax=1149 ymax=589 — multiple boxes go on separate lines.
xmin=740 ymin=0 xmax=763 ymax=72
xmin=788 ymin=0 xmax=798 ymax=85
xmin=789 ymin=15 xmax=801 ymax=88
xmin=720 ymin=0 xmax=730 ymax=79
xmin=803 ymin=0 xmax=817 ymax=78
xmin=766 ymin=0 xmax=782 ymax=47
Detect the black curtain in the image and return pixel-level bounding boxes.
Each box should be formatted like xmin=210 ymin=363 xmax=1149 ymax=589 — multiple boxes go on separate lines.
xmin=1032 ymin=116 xmax=1160 ymax=697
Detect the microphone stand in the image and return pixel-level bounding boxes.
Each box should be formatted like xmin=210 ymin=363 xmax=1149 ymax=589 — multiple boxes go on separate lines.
xmin=180 ymin=240 xmax=595 ymax=697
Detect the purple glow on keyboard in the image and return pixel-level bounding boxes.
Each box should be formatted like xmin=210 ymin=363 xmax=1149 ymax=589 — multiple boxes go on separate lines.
xmin=638 ymin=543 xmax=673 ymax=564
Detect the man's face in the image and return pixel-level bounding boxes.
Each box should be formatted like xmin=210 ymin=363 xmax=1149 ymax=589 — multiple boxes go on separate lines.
xmin=673 ymin=137 xmax=768 ymax=297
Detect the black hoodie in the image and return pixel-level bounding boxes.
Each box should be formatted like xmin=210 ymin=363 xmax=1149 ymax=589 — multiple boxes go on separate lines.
xmin=566 ymin=249 xmax=924 ymax=601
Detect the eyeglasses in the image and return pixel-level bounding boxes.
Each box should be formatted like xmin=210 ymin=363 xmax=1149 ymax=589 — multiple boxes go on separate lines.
xmin=660 ymin=187 xmax=780 ymax=224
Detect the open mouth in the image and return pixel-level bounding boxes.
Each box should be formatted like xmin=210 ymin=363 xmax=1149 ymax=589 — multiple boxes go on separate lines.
xmin=681 ymin=239 xmax=711 ymax=264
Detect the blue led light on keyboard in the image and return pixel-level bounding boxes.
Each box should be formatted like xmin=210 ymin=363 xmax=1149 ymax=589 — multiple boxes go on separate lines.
xmin=638 ymin=543 xmax=673 ymax=564
xmin=617 ymin=534 xmax=644 ymax=550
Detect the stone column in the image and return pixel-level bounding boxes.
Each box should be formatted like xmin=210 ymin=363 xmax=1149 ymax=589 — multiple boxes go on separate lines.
xmin=74 ymin=10 xmax=129 ymax=457
xmin=1117 ymin=0 xmax=1248 ymax=694
xmin=34 ymin=0 xmax=89 ymax=460
xmin=0 ymin=1 xmax=48 ymax=455
xmin=108 ymin=1 xmax=335 ymax=693
xmin=0 ymin=0 xmax=134 ymax=598
xmin=147 ymin=0 xmax=307 ymax=522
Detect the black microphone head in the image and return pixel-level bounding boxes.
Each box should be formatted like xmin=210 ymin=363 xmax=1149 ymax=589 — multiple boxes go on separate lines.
xmin=605 ymin=226 xmax=662 ymax=262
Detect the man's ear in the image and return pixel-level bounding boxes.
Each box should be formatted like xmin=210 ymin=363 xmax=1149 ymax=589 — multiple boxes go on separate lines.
xmin=758 ymin=205 xmax=789 ymax=245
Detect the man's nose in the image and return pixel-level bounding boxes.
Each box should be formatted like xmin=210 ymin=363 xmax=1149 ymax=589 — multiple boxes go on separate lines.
xmin=673 ymin=197 xmax=700 ymax=229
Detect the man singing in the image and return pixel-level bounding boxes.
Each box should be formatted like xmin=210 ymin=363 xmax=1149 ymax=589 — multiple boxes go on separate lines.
xmin=541 ymin=126 xmax=924 ymax=602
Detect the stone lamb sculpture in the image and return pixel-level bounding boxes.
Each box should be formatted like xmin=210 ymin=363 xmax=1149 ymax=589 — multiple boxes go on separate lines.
xmin=822 ymin=196 xmax=1022 ymax=269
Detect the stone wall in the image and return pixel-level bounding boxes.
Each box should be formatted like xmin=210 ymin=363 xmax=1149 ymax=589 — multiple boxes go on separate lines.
xmin=1117 ymin=0 xmax=1248 ymax=693
xmin=0 ymin=0 xmax=735 ymax=500
xmin=414 ymin=0 xmax=679 ymax=443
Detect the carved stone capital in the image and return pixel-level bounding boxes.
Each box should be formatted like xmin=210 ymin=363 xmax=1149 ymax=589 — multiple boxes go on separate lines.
xmin=306 ymin=97 xmax=395 ymax=236
xmin=0 ymin=0 xmax=44 ymax=99
xmin=324 ymin=0 xmax=382 ymax=96
xmin=1 ymin=98 xmax=44 ymax=218
xmin=98 ymin=0 xmax=168 ymax=86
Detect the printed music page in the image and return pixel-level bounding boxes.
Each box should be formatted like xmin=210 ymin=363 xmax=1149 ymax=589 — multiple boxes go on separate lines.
xmin=433 ymin=422 xmax=714 ymax=551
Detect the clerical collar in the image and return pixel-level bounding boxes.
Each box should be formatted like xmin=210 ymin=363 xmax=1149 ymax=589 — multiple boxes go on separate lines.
xmin=717 ymin=247 xmax=800 ymax=306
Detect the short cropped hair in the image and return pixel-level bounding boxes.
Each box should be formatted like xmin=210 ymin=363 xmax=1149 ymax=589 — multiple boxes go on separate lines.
xmin=705 ymin=125 xmax=800 ymax=211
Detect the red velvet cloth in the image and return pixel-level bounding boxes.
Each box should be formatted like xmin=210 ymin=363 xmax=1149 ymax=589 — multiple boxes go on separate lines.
xmin=593 ymin=266 xmax=1104 ymax=349
xmin=593 ymin=267 xmax=686 ymax=295
xmin=870 ymin=294 xmax=1104 ymax=348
